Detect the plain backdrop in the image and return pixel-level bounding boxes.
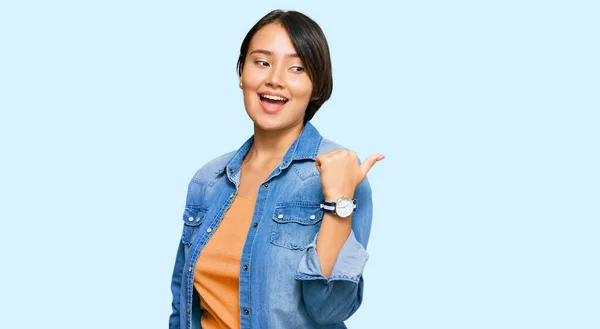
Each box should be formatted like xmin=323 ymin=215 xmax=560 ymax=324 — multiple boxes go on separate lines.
xmin=1 ymin=1 xmax=598 ymax=328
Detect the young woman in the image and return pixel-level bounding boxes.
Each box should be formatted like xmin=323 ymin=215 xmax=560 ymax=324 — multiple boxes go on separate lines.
xmin=170 ymin=9 xmax=384 ymax=329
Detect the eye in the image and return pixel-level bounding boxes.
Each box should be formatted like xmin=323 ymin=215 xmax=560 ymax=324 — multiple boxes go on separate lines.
xmin=255 ymin=60 xmax=269 ymax=67
xmin=290 ymin=66 xmax=304 ymax=73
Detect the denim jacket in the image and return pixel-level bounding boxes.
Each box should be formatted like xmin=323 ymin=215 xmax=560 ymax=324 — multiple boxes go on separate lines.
xmin=169 ymin=122 xmax=373 ymax=329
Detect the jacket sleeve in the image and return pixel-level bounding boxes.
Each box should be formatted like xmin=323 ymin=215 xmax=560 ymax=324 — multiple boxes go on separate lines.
xmin=294 ymin=177 xmax=373 ymax=325
xmin=169 ymin=235 xmax=185 ymax=329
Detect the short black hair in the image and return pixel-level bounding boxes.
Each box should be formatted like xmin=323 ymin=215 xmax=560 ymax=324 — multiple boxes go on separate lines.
xmin=237 ymin=10 xmax=333 ymax=124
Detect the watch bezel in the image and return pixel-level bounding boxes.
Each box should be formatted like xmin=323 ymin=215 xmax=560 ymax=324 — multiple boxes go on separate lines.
xmin=335 ymin=196 xmax=354 ymax=218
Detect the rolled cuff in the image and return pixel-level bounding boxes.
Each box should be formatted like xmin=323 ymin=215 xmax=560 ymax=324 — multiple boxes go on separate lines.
xmin=295 ymin=230 xmax=369 ymax=284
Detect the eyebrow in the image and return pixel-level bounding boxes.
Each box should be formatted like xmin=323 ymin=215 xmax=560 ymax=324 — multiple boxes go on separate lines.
xmin=248 ymin=49 xmax=299 ymax=58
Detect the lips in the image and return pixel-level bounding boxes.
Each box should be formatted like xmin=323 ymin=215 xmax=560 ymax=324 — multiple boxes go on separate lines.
xmin=258 ymin=93 xmax=288 ymax=114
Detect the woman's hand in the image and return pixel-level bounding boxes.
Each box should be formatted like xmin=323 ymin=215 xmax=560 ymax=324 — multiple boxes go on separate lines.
xmin=315 ymin=150 xmax=384 ymax=201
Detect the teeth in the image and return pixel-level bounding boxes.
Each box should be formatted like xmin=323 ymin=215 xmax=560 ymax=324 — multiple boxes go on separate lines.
xmin=261 ymin=94 xmax=287 ymax=101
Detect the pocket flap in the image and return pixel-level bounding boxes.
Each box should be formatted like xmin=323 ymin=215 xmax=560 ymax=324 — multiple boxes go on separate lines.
xmin=182 ymin=206 xmax=208 ymax=227
xmin=273 ymin=202 xmax=324 ymax=225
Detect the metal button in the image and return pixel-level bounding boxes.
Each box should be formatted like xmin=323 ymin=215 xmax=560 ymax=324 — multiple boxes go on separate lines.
xmin=206 ymin=228 xmax=212 ymax=233
xmin=253 ymin=223 xmax=258 ymax=228
xmin=310 ymin=215 xmax=316 ymax=220
xmin=263 ymin=183 xmax=269 ymax=188
xmin=188 ymin=216 xmax=194 ymax=222
xmin=243 ymin=309 xmax=249 ymax=315
xmin=229 ymin=168 xmax=234 ymax=174
xmin=242 ymin=265 xmax=248 ymax=271
xmin=188 ymin=266 xmax=192 ymax=272
xmin=278 ymin=214 xmax=284 ymax=219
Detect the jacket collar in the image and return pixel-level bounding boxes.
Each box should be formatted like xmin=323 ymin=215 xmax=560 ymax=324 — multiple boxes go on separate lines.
xmin=221 ymin=121 xmax=323 ymax=176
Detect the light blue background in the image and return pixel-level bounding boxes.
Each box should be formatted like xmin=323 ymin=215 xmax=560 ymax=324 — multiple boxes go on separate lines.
xmin=1 ymin=1 xmax=598 ymax=328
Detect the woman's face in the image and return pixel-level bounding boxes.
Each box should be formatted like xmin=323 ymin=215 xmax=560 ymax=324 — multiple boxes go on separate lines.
xmin=240 ymin=23 xmax=313 ymax=131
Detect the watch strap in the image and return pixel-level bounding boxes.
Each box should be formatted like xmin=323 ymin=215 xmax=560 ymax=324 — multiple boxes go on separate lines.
xmin=319 ymin=198 xmax=357 ymax=214
xmin=320 ymin=201 xmax=336 ymax=213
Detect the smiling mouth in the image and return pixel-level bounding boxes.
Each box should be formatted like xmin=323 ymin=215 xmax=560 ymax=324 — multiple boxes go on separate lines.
xmin=259 ymin=93 xmax=289 ymax=105
xmin=258 ymin=93 xmax=289 ymax=114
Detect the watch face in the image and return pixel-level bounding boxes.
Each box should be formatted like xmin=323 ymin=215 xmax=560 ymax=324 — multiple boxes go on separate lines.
xmin=335 ymin=198 xmax=354 ymax=218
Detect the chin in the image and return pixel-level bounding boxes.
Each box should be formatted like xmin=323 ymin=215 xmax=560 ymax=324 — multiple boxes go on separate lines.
xmin=253 ymin=118 xmax=287 ymax=131
xmin=249 ymin=115 xmax=296 ymax=133
xmin=245 ymin=102 xmax=305 ymax=131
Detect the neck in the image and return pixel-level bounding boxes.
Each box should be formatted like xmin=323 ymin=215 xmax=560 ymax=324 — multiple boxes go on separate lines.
xmin=244 ymin=121 xmax=304 ymax=165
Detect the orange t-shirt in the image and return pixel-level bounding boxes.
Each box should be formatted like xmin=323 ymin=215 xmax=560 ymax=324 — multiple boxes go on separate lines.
xmin=193 ymin=195 xmax=256 ymax=329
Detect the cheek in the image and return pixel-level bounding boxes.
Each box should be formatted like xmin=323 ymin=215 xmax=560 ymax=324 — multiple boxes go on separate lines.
xmin=243 ymin=90 xmax=259 ymax=110
xmin=242 ymin=89 xmax=253 ymax=100
xmin=241 ymin=67 xmax=265 ymax=88
xmin=289 ymin=77 xmax=313 ymax=100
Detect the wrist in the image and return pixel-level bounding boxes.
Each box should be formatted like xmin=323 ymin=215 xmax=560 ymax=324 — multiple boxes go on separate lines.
xmin=320 ymin=195 xmax=357 ymax=218
xmin=323 ymin=192 xmax=354 ymax=202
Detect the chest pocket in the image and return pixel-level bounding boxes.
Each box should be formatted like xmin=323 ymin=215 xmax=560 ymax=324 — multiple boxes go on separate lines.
xmin=270 ymin=201 xmax=324 ymax=250
xmin=181 ymin=205 xmax=209 ymax=246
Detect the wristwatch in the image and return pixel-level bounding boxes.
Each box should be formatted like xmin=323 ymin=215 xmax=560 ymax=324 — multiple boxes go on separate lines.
xmin=320 ymin=196 xmax=357 ymax=218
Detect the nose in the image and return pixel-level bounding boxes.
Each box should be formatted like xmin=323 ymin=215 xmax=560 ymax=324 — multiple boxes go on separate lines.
xmin=265 ymin=64 xmax=285 ymax=89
